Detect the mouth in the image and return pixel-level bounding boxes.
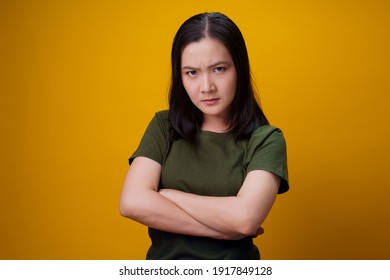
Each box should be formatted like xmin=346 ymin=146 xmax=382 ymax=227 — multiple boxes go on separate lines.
xmin=202 ymin=98 xmax=220 ymax=105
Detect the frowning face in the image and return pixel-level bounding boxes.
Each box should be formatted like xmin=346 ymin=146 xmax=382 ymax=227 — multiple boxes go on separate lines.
xmin=181 ymin=37 xmax=237 ymax=129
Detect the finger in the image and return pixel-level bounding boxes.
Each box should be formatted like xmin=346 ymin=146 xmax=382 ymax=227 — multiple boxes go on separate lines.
xmin=257 ymin=227 xmax=265 ymax=235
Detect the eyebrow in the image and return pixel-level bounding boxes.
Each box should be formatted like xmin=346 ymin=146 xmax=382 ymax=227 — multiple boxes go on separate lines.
xmin=181 ymin=61 xmax=231 ymax=70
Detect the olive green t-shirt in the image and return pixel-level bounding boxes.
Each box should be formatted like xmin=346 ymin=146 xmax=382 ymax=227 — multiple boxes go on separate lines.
xmin=129 ymin=110 xmax=289 ymax=259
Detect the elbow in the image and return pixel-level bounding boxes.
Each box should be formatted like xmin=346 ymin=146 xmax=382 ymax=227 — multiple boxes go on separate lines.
xmin=236 ymin=220 xmax=260 ymax=237
xmin=234 ymin=212 xmax=265 ymax=236
xmin=119 ymin=201 xmax=132 ymax=218
xmin=119 ymin=202 xmax=130 ymax=218
xmin=119 ymin=197 xmax=142 ymax=220
xmin=119 ymin=187 xmax=157 ymax=221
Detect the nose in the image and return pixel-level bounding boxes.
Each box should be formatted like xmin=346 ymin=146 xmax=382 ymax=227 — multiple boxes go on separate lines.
xmin=200 ymin=74 xmax=216 ymax=93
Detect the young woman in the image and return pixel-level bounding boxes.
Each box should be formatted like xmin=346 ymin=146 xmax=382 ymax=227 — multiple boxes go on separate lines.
xmin=120 ymin=12 xmax=289 ymax=260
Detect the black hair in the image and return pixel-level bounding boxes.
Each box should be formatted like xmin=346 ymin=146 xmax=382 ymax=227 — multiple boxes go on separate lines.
xmin=169 ymin=12 xmax=269 ymax=143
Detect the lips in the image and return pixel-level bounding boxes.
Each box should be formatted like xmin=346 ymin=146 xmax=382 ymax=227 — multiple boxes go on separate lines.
xmin=202 ymin=98 xmax=220 ymax=105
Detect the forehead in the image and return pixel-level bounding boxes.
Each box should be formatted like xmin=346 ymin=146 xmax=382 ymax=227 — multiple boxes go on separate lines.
xmin=181 ymin=37 xmax=233 ymax=65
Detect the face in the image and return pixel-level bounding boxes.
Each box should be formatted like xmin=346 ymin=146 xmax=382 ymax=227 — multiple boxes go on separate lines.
xmin=181 ymin=37 xmax=237 ymax=127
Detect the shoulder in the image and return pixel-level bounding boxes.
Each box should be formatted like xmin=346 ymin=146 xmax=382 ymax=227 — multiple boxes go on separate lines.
xmin=155 ymin=109 xmax=169 ymax=120
xmin=149 ymin=110 xmax=170 ymax=133
xmin=249 ymin=125 xmax=286 ymax=147
xmin=246 ymin=125 xmax=289 ymax=194
xmin=129 ymin=110 xmax=170 ymax=165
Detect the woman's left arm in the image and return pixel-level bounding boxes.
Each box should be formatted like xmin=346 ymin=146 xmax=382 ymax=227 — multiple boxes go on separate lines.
xmin=159 ymin=169 xmax=280 ymax=237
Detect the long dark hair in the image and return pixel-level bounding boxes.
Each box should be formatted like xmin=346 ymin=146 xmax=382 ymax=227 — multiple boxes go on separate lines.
xmin=169 ymin=12 xmax=269 ymax=143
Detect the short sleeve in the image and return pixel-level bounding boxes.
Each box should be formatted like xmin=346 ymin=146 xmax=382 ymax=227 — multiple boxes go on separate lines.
xmin=245 ymin=126 xmax=289 ymax=194
xmin=129 ymin=111 xmax=170 ymax=165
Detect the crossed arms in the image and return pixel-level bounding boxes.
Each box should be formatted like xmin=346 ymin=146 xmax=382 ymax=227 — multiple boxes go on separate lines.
xmin=119 ymin=156 xmax=280 ymax=240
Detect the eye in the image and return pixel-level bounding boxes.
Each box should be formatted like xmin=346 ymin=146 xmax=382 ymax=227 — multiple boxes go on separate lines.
xmin=186 ymin=70 xmax=197 ymax=77
xmin=214 ymin=66 xmax=226 ymax=73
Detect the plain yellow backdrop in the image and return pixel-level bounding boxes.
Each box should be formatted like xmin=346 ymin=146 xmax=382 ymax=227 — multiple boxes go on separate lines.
xmin=1 ymin=0 xmax=389 ymax=259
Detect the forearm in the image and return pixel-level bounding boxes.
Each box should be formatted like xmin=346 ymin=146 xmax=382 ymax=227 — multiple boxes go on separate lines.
xmin=120 ymin=157 xmax=242 ymax=239
xmin=159 ymin=170 xmax=280 ymax=236
xmin=120 ymin=188 xmax=243 ymax=239
xmin=159 ymin=190 xmax=253 ymax=235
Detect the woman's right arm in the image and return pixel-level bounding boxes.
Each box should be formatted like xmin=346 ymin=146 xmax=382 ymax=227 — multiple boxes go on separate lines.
xmin=119 ymin=156 xmax=246 ymax=240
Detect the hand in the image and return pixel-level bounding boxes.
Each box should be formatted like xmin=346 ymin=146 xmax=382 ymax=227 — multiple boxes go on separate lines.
xmin=256 ymin=227 xmax=265 ymax=236
xmin=220 ymin=227 xmax=264 ymax=240
xmin=159 ymin=188 xmax=173 ymax=200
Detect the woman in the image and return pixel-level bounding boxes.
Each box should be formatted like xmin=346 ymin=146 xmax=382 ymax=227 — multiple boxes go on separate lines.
xmin=120 ymin=12 xmax=289 ymax=259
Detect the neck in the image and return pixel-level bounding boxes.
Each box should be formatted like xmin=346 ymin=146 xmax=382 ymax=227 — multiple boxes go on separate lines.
xmin=201 ymin=116 xmax=230 ymax=133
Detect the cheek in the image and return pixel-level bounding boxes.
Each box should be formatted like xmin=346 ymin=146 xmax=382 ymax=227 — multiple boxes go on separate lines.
xmin=226 ymin=75 xmax=237 ymax=98
xmin=182 ymin=79 xmax=196 ymax=98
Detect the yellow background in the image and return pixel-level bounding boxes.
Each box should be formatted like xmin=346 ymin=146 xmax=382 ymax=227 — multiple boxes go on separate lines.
xmin=1 ymin=0 xmax=389 ymax=259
